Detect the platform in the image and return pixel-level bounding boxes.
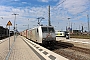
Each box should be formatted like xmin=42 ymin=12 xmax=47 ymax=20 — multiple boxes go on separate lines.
xmin=0 ymin=36 xmax=13 ymax=60
xmin=0 ymin=36 xmax=41 ymax=60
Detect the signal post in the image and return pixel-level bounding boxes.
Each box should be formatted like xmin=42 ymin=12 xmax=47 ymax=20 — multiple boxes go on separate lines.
xmin=6 ymin=20 xmax=12 ymax=50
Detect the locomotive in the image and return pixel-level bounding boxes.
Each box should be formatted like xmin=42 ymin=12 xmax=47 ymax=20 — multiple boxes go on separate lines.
xmin=21 ymin=26 xmax=56 ymax=45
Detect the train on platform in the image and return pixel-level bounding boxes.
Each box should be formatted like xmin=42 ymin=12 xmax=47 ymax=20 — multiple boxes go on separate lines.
xmin=55 ymin=31 xmax=69 ymax=37
xmin=0 ymin=26 xmax=9 ymax=39
xmin=20 ymin=26 xmax=56 ymax=45
xmin=0 ymin=26 xmax=14 ymax=40
xmin=55 ymin=31 xmax=65 ymax=37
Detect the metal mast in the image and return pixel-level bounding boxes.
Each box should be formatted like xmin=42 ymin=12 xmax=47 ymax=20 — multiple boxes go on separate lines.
xmin=48 ymin=5 xmax=51 ymax=26
xmin=87 ymin=14 xmax=89 ymax=32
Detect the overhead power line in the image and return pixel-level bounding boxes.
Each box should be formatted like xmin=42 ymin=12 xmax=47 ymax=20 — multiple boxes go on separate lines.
xmin=52 ymin=0 xmax=66 ymax=10
xmin=56 ymin=0 xmax=66 ymax=7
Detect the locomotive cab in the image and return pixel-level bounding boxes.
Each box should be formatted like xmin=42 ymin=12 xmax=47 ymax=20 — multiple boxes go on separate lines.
xmin=41 ymin=26 xmax=56 ymax=45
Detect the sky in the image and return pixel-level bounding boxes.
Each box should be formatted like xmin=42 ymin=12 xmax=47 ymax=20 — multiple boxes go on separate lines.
xmin=0 ymin=0 xmax=90 ymax=32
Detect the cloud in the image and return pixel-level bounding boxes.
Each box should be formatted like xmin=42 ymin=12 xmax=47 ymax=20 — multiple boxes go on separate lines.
xmin=0 ymin=0 xmax=89 ymax=31
xmin=0 ymin=5 xmax=49 ymax=31
xmin=52 ymin=0 xmax=90 ymax=21
xmin=37 ymin=0 xmax=49 ymax=2
xmin=62 ymin=0 xmax=89 ymax=15
xmin=22 ymin=2 xmax=27 ymax=4
xmin=37 ymin=0 xmax=58 ymax=2
xmin=48 ymin=0 xmax=90 ymax=31
xmin=14 ymin=0 xmax=20 ymax=2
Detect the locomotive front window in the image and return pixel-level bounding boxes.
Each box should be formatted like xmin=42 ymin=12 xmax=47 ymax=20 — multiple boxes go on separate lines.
xmin=42 ymin=27 xmax=48 ymax=32
xmin=42 ymin=27 xmax=55 ymax=33
xmin=37 ymin=28 xmax=38 ymax=33
xmin=48 ymin=28 xmax=55 ymax=32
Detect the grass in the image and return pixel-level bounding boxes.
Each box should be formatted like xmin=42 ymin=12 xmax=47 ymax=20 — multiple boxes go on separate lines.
xmin=70 ymin=34 xmax=90 ymax=39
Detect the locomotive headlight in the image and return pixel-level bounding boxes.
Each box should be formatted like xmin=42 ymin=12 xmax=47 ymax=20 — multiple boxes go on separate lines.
xmin=42 ymin=38 xmax=45 ymax=40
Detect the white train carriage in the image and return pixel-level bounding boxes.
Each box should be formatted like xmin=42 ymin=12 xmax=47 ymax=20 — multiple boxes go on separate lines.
xmin=27 ymin=26 xmax=56 ymax=44
xmin=55 ymin=31 xmax=66 ymax=37
xmin=26 ymin=29 xmax=29 ymax=38
xmin=21 ymin=29 xmax=28 ymax=38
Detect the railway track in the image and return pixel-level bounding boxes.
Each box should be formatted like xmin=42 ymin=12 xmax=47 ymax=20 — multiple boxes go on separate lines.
xmin=45 ymin=41 xmax=90 ymax=60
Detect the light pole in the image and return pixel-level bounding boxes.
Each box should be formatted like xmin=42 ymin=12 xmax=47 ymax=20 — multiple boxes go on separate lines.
xmin=28 ymin=19 xmax=29 ymax=30
xmin=87 ymin=14 xmax=89 ymax=32
xmin=16 ymin=24 xmax=17 ymax=31
xmin=16 ymin=24 xmax=18 ymax=37
xmin=67 ymin=18 xmax=70 ymax=39
xmin=12 ymin=13 xmax=19 ymax=41
xmin=68 ymin=18 xmax=70 ymax=28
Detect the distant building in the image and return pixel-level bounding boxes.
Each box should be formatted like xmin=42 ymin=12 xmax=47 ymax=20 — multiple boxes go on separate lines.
xmin=72 ymin=30 xmax=81 ymax=33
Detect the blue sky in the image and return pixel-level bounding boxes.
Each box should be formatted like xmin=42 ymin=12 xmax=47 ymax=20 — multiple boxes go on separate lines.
xmin=0 ymin=0 xmax=90 ymax=32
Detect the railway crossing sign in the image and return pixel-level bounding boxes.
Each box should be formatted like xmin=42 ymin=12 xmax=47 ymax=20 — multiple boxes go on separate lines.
xmin=7 ymin=21 xmax=12 ymax=26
